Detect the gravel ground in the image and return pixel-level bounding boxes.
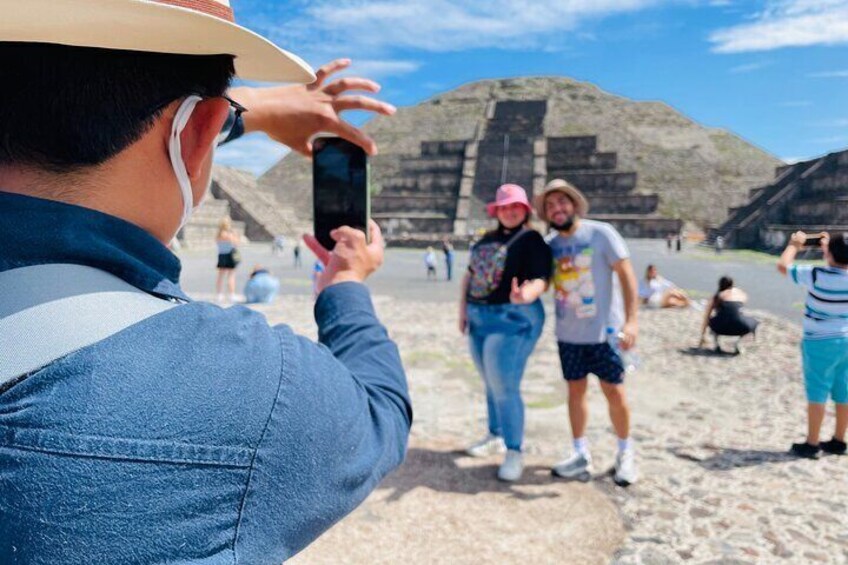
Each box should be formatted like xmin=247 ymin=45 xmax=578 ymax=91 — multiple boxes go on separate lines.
xmin=200 ymin=291 xmax=847 ymax=564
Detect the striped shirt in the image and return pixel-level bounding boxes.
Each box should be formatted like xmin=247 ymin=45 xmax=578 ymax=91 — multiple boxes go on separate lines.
xmin=789 ymin=264 xmax=848 ymax=340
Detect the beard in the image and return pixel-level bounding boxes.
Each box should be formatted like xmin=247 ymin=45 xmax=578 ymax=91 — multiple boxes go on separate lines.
xmin=550 ymin=215 xmax=575 ymax=231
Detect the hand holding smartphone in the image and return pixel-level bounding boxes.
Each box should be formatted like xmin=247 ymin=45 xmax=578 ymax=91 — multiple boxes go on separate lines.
xmin=312 ymin=136 xmax=370 ymax=250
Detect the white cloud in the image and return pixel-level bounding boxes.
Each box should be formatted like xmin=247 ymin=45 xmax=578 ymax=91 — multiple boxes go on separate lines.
xmin=344 ymin=60 xmax=421 ymax=78
xmin=729 ymin=61 xmax=770 ymax=73
xmin=214 ymin=133 xmax=290 ymax=177
xmin=270 ymin=0 xmax=673 ymax=57
xmin=710 ymin=1 xmax=848 ymax=53
xmin=808 ymin=69 xmax=848 ymax=77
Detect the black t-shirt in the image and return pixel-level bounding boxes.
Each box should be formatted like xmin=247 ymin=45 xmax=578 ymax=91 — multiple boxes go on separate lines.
xmin=466 ymin=228 xmax=553 ymax=305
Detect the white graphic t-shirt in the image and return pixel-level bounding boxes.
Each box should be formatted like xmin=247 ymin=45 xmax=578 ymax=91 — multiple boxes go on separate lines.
xmin=546 ymin=220 xmax=629 ymax=344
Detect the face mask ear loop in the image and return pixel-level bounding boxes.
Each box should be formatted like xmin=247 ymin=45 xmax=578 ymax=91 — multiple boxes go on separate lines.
xmin=169 ymin=95 xmax=203 ymax=230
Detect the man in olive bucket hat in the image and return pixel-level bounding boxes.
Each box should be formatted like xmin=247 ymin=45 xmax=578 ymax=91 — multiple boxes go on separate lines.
xmin=0 ymin=1 xmax=411 ymax=562
xmin=535 ymin=179 xmax=640 ymax=486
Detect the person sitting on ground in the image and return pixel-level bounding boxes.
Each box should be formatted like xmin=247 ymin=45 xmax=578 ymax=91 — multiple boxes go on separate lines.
xmin=777 ymin=231 xmax=848 ymax=459
xmin=639 ymin=264 xmax=691 ymax=309
xmin=244 ymin=265 xmax=280 ymax=304
xmin=699 ymin=276 xmax=759 ymax=354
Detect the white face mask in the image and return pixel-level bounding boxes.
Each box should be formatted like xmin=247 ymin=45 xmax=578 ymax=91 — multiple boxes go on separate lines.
xmin=168 ymin=95 xmax=206 ymax=230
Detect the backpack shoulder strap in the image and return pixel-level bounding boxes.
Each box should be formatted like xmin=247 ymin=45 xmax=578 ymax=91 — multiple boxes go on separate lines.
xmin=0 ymin=264 xmax=178 ymax=388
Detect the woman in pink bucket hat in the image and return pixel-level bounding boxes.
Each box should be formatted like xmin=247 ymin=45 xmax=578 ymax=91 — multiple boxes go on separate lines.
xmin=459 ymin=183 xmax=552 ymax=481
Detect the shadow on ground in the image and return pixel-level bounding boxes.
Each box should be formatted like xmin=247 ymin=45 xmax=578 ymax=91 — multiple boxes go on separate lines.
xmin=380 ymin=448 xmax=572 ymax=503
xmin=670 ymin=446 xmax=794 ymax=470
xmin=678 ymin=346 xmax=741 ymax=358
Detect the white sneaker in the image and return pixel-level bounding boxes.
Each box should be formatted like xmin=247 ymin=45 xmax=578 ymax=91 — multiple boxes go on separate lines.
xmin=465 ymin=434 xmax=507 ymax=458
xmin=551 ymin=451 xmax=593 ymax=480
xmin=613 ymin=449 xmax=638 ymax=486
xmin=497 ymin=450 xmax=524 ymax=482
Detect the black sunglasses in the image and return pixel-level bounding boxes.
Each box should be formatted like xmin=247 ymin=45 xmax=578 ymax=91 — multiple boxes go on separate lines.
xmin=142 ymin=94 xmax=248 ymax=119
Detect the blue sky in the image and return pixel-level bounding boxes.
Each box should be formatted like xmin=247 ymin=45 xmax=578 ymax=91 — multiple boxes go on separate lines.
xmin=216 ymin=0 xmax=848 ymax=175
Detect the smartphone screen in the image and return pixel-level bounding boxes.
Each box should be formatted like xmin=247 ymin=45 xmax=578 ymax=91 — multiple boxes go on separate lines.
xmin=312 ymin=137 xmax=369 ymax=250
xmin=805 ymin=236 xmax=823 ymax=247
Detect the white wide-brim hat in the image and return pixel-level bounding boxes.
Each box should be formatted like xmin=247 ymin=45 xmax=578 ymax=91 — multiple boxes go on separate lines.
xmin=0 ymin=0 xmax=316 ymax=84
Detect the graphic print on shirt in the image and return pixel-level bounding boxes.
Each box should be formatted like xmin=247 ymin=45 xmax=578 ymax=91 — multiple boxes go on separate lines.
xmin=468 ymin=242 xmax=509 ymax=300
xmin=553 ymin=245 xmax=597 ymax=319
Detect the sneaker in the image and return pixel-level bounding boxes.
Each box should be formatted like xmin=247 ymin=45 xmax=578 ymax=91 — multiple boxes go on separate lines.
xmin=497 ymin=450 xmax=524 ymax=482
xmin=551 ymin=451 xmax=593 ymax=480
xmin=790 ymin=442 xmax=821 ymax=459
xmin=820 ymin=437 xmax=847 ymax=455
xmin=465 ymin=434 xmax=507 ymax=458
xmin=613 ymin=449 xmax=638 ymax=487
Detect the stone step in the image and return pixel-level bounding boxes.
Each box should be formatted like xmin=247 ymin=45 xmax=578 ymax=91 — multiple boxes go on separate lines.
xmin=400 ymin=155 xmax=464 ymax=173
xmin=807 ymin=171 xmax=848 ymax=193
xmin=548 ymin=136 xmax=598 ymax=155
xmin=180 ymin=220 xmax=247 ymax=249
xmin=372 ymin=195 xmax=457 ymax=213
xmin=550 ymin=171 xmax=638 ymax=193
xmin=588 ymin=194 xmax=660 ymax=214
xmin=211 ymin=166 xmax=307 ymax=240
xmin=420 ymin=140 xmax=467 ymax=156
xmin=587 ymin=215 xmax=683 ymax=239
xmin=375 ymin=216 xmax=455 ymax=236
xmin=547 ymin=152 xmax=617 ymax=171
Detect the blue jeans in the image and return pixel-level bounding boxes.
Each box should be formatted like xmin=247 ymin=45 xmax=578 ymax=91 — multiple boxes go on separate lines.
xmin=467 ymin=300 xmax=545 ymax=451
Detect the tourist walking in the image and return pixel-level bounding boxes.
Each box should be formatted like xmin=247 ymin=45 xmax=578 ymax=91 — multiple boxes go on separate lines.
xmin=460 ymin=184 xmax=552 ymax=482
xmin=425 ymin=246 xmax=437 ymax=280
xmin=442 ymin=237 xmax=455 ymax=281
xmin=293 ymin=241 xmax=302 ymax=267
xmin=215 ymin=217 xmax=241 ymax=303
xmin=698 ymin=276 xmax=759 ymax=354
xmin=535 ymin=179 xmax=640 ymax=486
xmin=778 ymin=231 xmax=848 ymax=459
xmin=715 ymin=235 xmax=724 ymax=254
xmin=0 ymin=6 xmax=410 ymax=560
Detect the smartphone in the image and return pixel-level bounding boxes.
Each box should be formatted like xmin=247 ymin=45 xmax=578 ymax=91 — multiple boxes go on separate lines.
xmin=804 ymin=236 xmax=823 ymax=247
xmin=312 ymin=137 xmax=370 ymax=250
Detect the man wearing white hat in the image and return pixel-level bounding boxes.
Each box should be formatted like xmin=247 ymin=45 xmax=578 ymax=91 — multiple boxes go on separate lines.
xmin=0 ymin=1 xmax=411 ymax=563
xmin=535 ymin=179 xmax=640 ymax=487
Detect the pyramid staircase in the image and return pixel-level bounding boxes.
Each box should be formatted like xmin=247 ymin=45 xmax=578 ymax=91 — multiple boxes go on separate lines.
xmin=712 ymin=150 xmax=848 ymax=250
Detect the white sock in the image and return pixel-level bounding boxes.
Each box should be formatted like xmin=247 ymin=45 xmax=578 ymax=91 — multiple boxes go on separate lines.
xmin=573 ymin=437 xmax=590 ymax=456
xmin=617 ymin=437 xmax=633 ymax=453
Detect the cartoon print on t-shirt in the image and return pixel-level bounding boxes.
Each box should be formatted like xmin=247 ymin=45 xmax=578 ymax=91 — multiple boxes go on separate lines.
xmin=553 ymin=247 xmax=597 ymax=319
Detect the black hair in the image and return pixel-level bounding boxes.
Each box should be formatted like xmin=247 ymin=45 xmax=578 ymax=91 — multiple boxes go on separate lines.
xmin=645 ymin=264 xmax=656 ymax=279
xmin=0 ymin=42 xmax=235 ymax=173
xmin=829 ymin=232 xmax=848 ymax=265
xmin=714 ymin=276 xmax=733 ymax=303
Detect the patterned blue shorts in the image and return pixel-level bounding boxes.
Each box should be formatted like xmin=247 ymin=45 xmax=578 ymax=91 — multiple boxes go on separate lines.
xmin=557 ymin=342 xmax=625 ymax=385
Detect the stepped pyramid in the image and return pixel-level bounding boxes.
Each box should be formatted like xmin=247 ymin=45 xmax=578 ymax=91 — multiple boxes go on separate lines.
xmin=259 ymin=77 xmax=782 ymax=242
xmin=714 ymin=149 xmax=848 ymax=250
xmin=177 ymin=165 xmax=308 ymax=247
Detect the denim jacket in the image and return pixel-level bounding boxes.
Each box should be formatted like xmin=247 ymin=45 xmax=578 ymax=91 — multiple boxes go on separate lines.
xmin=0 ymin=192 xmax=412 ymax=564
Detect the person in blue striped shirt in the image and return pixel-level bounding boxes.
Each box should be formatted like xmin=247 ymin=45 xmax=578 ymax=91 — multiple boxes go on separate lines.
xmin=778 ymin=231 xmax=848 ymax=459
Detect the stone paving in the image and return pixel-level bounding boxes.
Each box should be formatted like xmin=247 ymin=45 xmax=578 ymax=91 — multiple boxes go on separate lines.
xmin=189 ymin=286 xmax=847 ymax=564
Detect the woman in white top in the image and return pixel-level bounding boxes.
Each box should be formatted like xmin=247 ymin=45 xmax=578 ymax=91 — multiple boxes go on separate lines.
xmin=639 ymin=264 xmax=691 ymax=309
xmin=215 ymin=217 xmax=241 ymax=303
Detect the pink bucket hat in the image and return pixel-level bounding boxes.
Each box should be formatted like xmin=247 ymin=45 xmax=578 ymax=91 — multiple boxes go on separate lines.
xmin=486 ymin=184 xmax=532 ymax=218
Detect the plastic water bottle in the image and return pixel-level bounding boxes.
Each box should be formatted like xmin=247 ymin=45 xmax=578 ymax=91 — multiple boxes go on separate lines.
xmin=606 ymin=327 xmax=640 ymax=374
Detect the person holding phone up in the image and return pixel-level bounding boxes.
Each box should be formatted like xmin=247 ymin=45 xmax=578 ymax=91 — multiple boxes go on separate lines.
xmin=0 ymin=2 xmax=409 ymax=560
xmin=459 ymin=184 xmax=552 ymax=482
xmin=778 ymin=231 xmax=848 ymax=459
